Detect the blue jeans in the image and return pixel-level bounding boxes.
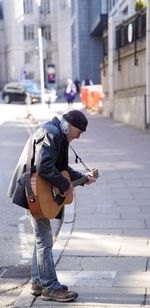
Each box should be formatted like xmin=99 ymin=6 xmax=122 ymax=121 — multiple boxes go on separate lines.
xmin=28 ymin=212 xmax=61 ymax=290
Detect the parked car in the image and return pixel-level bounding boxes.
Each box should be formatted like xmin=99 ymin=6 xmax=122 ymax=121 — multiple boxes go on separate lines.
xmin=2 ymin=80 xmax=51 ymax=104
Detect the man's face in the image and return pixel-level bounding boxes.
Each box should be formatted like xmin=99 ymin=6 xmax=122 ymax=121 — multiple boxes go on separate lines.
xmin=66 ymin=125 xmax=83 ymax=142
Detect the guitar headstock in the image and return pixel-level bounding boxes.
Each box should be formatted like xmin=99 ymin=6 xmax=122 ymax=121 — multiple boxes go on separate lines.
xmin=91 ymin=168 xmax=99 ymax=179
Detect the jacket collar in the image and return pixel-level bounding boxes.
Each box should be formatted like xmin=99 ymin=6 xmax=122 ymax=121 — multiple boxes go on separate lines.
xmin=52 ymin=116 xmax=68 ymax=143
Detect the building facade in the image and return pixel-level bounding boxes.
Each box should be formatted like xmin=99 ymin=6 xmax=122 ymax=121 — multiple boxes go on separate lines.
xmin=0 ymin=1 xmax=6 ymax=87
xmin=71 ymin=0 xmax=108 ymax=84
xmin=0 ymin=0 xmax=72 ymax=88
xmin=101 ymin=0 xmax=149 ymax=129
xmin=0 ymin=0 xmax=109 ymax=90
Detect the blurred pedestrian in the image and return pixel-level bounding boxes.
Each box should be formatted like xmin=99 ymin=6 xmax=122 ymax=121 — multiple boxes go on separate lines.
xmin=64 ymin=78 xmax=77 ymax=109
xmin=74 ymin=78 xmax=80 ymax=93
xmin=81 ymin=77 xmax=93 ymax=86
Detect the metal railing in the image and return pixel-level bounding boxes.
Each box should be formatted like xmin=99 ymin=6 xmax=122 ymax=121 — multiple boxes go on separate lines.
xmin=116 ymin=8 xmax=146 ymax=69
xmin=116 ymin=9 xmax=146 ymax=48
xmin=102 ymin=9 xmax=146 ymax=71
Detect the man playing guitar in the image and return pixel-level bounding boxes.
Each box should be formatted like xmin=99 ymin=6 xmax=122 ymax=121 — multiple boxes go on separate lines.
xmin=8 ymin=109 xmax=96 ymax=302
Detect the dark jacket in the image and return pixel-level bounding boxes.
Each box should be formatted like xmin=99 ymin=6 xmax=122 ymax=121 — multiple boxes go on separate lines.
xmin=8 ymin=116 xmax=83 ymax=216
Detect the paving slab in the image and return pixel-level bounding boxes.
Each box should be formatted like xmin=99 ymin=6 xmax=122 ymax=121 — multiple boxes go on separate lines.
xmin=74 ymin=218 xmax=145 ymax=230
xmin=114 ymin=271 xmax=150 ymax=288
xmin=31 ymin=306 xmax=150 ymax=308
xmin=57 ymin=270 xmax=117 ymax=287
xmin=13 ymin=284 xmax=35 ymax=308
xmin=62 ymin=235 xmax=120 ymax=256
xmin=56 ymin=256 xmax=147 ymax=271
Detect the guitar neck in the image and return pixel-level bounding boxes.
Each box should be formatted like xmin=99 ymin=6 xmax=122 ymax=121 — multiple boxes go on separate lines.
xmin=71 ymin=169 xmax=99 ymax=188
xmin=72 ymin=176 xmax=88 ymax=188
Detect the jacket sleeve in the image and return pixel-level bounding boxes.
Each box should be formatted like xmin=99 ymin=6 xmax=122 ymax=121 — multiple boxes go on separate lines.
xmin=37 ymin=132 xmax=70 ymax=193
xmin=67 ymin=165 xmax=84 ymax=182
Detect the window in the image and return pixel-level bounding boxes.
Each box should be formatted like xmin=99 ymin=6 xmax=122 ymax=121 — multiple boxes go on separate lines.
xmin=28 ymin=72 xmax=34 ymax=79
xmin=60 ymin=0 xmax=71 ymax=9
xmin=71 ymin=23 xmax=75 ymax=48
xmin=42 ymin=25 xmax=51 ymax=41
xmin=122 ymin=6 xmax=128 ymax=16
xmin=108 ymin=0 xmax=118 ymax=12
xmin=103 ymin=36 xmax=108 ymax=56
xmin=40 ymin=0 xmax=50 ymax=14
xmin=24 ymin=25 xmax=34 ymax=40
xmin=101 ymin=0 xmax=108 ymax=14
xmin=71 ymin=0 xmax=75 ymax=13
xmin=23 ymin=0 xmax=33 ymax=14
xmin=25 ymin=52 xmax=31 ymax=64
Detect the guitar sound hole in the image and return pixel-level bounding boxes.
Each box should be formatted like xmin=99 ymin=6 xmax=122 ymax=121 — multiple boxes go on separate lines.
xmin=55 ymin=194 xmax=66 ymax=206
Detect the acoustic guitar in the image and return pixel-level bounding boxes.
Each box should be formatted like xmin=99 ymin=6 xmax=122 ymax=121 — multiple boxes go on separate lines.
xmin=27 ymin=169 xmax=99 ymax=219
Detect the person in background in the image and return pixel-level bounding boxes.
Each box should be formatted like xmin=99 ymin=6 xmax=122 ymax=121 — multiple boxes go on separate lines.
xmin=74 ymin=78 xmax=80 ymax=93
xmin=81 ymin=77 xmax=93 ymax=86
xmin=64 ymin=78 xmax=77 ymax=109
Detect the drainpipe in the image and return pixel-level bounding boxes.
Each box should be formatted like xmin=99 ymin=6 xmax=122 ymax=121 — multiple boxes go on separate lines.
xmin=108 ymin=16 xmax=114 ymax=118
xmin=108 ymin=15 xmax=122 ymax=118
xmin=38 ymin=27 xmax=45 ymax=105
xmin=146 ymin=2 xmax=150 ymax=128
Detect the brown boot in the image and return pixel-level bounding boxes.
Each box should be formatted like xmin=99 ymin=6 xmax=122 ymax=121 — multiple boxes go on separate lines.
xmin=41 ymin=287 xmax=78 ymax=302
xmin=31 ymin=282 xmax=68 ymax=296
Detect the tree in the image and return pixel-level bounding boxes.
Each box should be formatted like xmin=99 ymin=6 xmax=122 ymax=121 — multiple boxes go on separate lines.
xmin=135 ymin=0 xmax=147 ymax=11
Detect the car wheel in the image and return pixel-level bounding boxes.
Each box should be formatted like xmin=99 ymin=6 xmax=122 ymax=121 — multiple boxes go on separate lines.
xmin=4 ymin=94 xmax=11 ymax=104
xmin=25 ymin=95 xmax=32 ymax=105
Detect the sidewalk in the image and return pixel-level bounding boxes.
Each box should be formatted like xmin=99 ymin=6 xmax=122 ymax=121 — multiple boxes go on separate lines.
xmin=14 ymin=103 xmax=150 ymax=307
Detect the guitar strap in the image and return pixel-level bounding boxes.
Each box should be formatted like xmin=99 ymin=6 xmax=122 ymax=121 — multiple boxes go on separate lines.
xmin=69 ymin=145 xmax=91 ymax=172
xmin=25 ymin=138 xmax=91 ymax=202
xmin=25 ymin=135 xmax=35 ymax=202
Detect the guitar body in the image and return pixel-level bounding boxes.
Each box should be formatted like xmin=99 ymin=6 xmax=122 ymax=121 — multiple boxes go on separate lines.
xmin=27 ymin=168 xmax=98 ymax=219
xmin=28 ymin=171 xmax=73 ymax=219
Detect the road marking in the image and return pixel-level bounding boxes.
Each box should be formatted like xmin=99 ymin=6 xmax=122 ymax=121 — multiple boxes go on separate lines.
xmin=0 ymin=268 xmax=7 ymax=278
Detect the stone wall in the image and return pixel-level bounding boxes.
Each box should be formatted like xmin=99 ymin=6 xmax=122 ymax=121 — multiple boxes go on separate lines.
xmin=101 ymin=39 xmax=146 ymax=129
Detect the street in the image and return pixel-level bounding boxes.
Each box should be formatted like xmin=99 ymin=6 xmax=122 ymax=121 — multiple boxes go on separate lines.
xmin=1 ymin=100 xmax=150 ymax=307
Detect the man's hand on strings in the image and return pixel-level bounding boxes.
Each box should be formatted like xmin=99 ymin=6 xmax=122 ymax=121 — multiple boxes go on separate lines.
xmin=64 ymin=183 xmax=73 ymax=196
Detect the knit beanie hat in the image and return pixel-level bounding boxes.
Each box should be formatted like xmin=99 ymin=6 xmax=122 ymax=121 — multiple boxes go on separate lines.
xmin=63 ymin=110 xmax=88 ymax=132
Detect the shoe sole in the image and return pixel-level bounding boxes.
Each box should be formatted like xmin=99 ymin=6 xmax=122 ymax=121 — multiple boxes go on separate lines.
xmin=30 ymin=290 xmax=42 ymax=296
xmin=41 ymin=294 xmax=78 ymax=302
